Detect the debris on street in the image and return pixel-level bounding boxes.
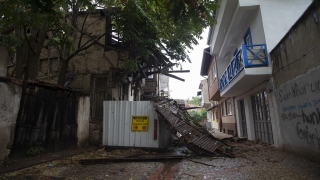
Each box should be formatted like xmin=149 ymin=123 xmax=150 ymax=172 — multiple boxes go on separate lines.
xmin=154 ymin=98 xmax=234 ymax=157
xmin=79 ymin=155 xmax=185 ymax=165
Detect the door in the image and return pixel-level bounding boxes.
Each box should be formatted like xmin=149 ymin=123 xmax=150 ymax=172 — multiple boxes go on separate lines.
xmin=239 ymin=99 xmax=247 ymax=137
xmin=251 ymin=91 xmax=273 ymax=144
xmin=91 ymin=75 xmax=110 ymax=122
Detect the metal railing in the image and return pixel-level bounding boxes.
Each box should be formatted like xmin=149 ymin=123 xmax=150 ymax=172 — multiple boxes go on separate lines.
xmin=219 ymin=44 xmax=268 ymax=91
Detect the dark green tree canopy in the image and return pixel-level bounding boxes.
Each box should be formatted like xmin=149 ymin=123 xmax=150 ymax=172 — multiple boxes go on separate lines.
xmin=0 ymin=0 xmax=218 ymax=83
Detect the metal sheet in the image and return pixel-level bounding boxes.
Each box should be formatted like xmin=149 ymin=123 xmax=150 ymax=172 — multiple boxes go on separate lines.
xmin=11 ymin=84 xmax=80 ymax=156
xmin=154 ymin=99 xmax=234 ymax=157
xmin=103 ymin=101 xmax=170 ymax=148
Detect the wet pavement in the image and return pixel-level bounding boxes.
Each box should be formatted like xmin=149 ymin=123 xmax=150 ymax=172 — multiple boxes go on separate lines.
xmin=1 ymin=134 xmax=320 ymax=180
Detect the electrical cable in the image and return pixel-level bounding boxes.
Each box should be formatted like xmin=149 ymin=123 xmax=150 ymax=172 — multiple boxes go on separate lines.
xmin=269 ymin=41 xmax=320 ymax=79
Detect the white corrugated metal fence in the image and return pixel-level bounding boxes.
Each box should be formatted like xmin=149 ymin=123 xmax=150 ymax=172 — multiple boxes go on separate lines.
xmin=103 ymin=101 xmax=171 ymax=148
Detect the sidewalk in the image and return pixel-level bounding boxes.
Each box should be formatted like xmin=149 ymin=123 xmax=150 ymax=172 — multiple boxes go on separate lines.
xmin=0 ymin=146 xmax=99 ymax=175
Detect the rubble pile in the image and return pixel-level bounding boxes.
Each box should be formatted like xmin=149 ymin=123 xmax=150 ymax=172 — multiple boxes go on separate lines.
xmin=154 ymin=99 xmax=234 ymax=157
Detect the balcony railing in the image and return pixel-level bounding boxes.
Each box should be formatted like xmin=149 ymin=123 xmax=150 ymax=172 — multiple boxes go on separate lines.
xmin=219 ymin=44 xmax=268 ymax=91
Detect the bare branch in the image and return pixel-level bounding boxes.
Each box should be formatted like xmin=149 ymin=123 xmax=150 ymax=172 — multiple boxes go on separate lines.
xmin=78 ymin=12 xmax=90 ymax=49
xmin=23 ymin=26 xmax=36 ymax=55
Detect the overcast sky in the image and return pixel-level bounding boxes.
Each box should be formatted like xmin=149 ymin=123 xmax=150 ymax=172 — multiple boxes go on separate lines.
xmin=169 ymin=28 xmax=209 ymax=100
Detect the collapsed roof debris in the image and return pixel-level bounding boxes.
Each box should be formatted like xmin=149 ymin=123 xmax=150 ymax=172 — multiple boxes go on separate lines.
xmin=154 ymin=99 xmax=234 ymax=157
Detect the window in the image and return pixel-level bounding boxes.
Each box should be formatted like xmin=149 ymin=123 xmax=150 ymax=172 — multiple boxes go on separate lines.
xmin=243 ymin=28 xmax=252 ymax=45
xmin=226 ymin=99 xmax=232 ymax=115
xmin=212 ymin=65 xmax=217 ymax=79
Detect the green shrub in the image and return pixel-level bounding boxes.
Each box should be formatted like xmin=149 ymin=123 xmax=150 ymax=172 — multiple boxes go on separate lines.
xmin=26 ymin=142 xmax=45 ymax=157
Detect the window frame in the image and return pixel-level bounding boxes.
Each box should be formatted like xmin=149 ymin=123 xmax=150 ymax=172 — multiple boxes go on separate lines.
xmin=226 ymin=99 xmax=232 ymax=115
xmin=243 ymin=28 xmax=252 ymax=45
xmin=212 ymin=65 xmax=217 ymax=80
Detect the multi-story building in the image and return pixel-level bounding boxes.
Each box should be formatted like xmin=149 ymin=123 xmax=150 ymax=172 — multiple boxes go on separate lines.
xmin=198 ymin=79 xmax=219 ymax=130
xmin=200 ymin=47 xmax=236 ymax=135
xmin=5 ymin=9 xmax=171 ymax=145
xmin=203 ymin=0 xmax=312 ymax=145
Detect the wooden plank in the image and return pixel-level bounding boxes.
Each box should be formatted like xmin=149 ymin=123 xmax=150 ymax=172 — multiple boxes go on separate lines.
xmin=79 ymin=156 xmax=185 ymax=165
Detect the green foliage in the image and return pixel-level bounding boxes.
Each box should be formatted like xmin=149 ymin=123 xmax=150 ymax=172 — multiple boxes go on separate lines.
xmin=188 ymin=96 xmax=202 ymax=106
xmin=26 ymin=142 xmax=45 ymax=157
xmin=0 ymin=0 xmax=219 ymax=81
xmin=0 ymin=0 xmax=64 ymax=51
xmin=188 ymin=108 xmax=207 ymax=123
xmin=122 ymin=58 xmax=139 ymax=72
xmin=111 ymin=0 xmax=219 ymax=70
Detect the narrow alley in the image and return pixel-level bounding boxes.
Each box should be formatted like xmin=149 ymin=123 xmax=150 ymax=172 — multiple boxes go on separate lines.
xmin=1 ymin=137 xmax=320 ymax=180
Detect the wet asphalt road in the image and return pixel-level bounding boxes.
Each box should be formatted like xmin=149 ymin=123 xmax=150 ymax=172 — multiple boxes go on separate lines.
xmin=1 ymin=141 xmax=320 ymax=180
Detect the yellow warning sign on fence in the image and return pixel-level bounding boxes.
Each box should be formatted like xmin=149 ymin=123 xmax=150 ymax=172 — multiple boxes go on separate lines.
xmin=131 ymin=116 xmax=149 ymax=131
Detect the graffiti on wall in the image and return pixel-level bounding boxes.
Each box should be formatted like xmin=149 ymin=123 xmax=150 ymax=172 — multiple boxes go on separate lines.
xmin=278 ymin=68 xmax=320 ymax=148
xmin=0 ymin=103 xmax=13 ymax=123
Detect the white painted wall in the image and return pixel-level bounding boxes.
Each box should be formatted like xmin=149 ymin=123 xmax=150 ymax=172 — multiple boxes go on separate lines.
xmin=239 ymin=0 xmax=313 ymax=52
xmin=0 ymin=83 xmax=21 ymax=161
xmin=211 ymin=0 xmax=312 ymax=79
xmin=77 ymin=96 xmax=90 ymax=147
xmin=211 ymin=110 xmax=220 ymax=131
xmin=274 ymin=66 xmax=320 ymax=162
xmin=200 ymin=79 xmax=210 ymax=108
xmin=159 ymin=74 xmax=169 ymax=92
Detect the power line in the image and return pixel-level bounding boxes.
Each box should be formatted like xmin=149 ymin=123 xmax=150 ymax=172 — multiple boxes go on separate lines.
xmin=269 ymin=41 xmax=320 ymax=79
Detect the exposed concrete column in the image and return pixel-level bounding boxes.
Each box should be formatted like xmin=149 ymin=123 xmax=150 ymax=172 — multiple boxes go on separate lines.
xmin=77 ymin=96 xmax=90 ymax=147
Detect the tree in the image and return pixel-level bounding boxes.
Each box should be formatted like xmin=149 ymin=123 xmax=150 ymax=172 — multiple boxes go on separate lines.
xmin=188 ymin=96 xmax=202 ymax=106
xmin=188 ymin=108 xmax=207 ymax=123
xmin=0 ymin=0 xmax=65 ymax=79
xmin=1 ymin=0 xmax=219 ymax=86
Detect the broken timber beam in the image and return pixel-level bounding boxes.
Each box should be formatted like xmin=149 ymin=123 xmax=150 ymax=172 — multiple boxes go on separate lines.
xmin=79 ymin=156 xmax=185 ymax=165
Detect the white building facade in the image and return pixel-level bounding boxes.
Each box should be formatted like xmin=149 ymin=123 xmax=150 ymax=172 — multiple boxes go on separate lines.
xmin=208 ymin=0 xmax=312 ymax=146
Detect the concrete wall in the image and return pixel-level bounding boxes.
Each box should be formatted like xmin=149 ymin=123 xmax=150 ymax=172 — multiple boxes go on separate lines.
xmin=270 ymin=1 xmax=320 ymax=163
xmin=200 ymin=79 xmax=210 ymax=108
xmin=275 ymin=67 xmax=320 ymax=162
xmin=0 ymin=82 xmax=21 ymax=162
xmin=77 ymin=96 xmax=90 ymax=147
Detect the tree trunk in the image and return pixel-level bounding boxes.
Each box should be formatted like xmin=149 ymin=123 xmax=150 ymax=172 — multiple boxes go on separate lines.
xmin=0 ymin=44 xmax=8 ymax=77
xmin=24 ymin=28 xmax=36 ymax=80
xmin=56 ymin=1 xmax=80 ymax=86
xmin=24 ymin=24 xmax=48 ymax=80
xmin=15 ymin=28 xmax=28 ymax=79
xmin=57 ymin=59 xmax=69 ymax=86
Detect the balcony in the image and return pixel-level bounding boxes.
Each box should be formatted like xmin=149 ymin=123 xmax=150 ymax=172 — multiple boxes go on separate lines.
xmin=219 ymin=44 xmax=271 ymax=97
